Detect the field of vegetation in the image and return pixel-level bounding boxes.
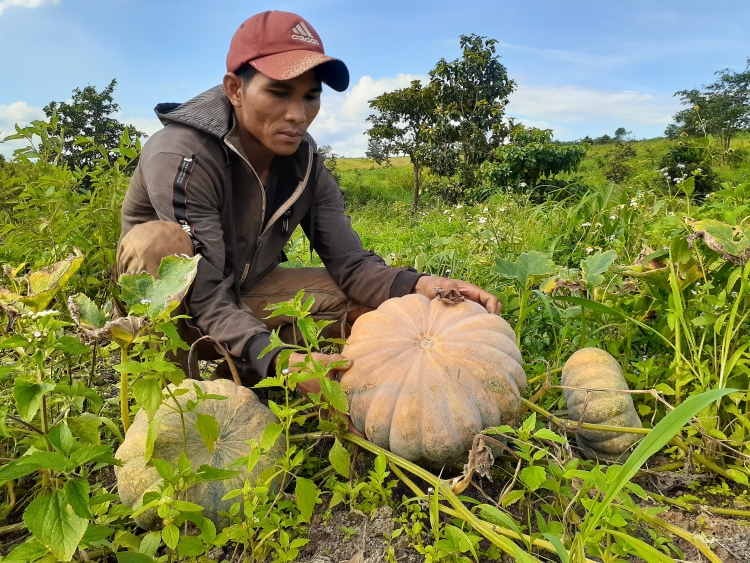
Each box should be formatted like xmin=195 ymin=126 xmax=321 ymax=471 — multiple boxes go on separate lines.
xmin=1 ymin=43 xmax=750 ymax=562
xmin=1 ymin=115 xmax=750 ymax=563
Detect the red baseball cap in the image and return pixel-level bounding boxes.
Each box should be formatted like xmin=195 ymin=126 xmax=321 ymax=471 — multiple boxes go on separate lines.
xmin=226 ymin=11 xmax=350 ymax=92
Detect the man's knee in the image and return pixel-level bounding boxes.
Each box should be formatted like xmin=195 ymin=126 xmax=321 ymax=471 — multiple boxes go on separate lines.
xmin=116 ymin=221 xmax=194 ymax=278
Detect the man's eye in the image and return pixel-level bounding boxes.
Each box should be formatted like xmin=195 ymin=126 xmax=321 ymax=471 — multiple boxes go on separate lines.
xmin=270 ymin=90 xmax=288 ymax=98
xmin=306 ymin=94 xmax=321 ymax=101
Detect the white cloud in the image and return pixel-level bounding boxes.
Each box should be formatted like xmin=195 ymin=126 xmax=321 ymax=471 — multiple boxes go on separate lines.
xmin=508 ymin=84 xmax=681 ymax=140
xmin=0 ymin=0 xmax=59 ymax=17
xmin=0 ymin=101 xmax=45 ymax=157
xmin=308 ymin=73 xmax=427 ymax=157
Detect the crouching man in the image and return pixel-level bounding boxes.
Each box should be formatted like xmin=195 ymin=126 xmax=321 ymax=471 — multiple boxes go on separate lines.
xmin=116 ymin=10 xmax=499 ymax=407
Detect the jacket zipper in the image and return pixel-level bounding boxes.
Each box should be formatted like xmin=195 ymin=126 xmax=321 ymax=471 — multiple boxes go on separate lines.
xmin=223 ymin=139 xmax=314 ymax=284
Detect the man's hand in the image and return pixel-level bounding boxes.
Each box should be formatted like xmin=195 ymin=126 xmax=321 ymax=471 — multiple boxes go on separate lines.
xmin=274 ymin=351 xmax=365 ymax=437
xmin=413 ymin=275 xmax=501 ymax=315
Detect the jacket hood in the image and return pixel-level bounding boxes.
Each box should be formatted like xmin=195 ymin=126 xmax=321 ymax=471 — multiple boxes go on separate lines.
xmin=154 ymin=85 xmax=232 ymax=139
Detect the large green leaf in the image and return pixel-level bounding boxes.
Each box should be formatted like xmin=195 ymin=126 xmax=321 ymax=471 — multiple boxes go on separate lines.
xmin=295 ymin=477 xmax=319 ymax=524
xmin=581 ymin=250 xmax=617 ymax=288
xmin=688 ymin=218 xmax=750 ymax=263
xmin=493 ymin=251 xmax=557 ymax=289
xmin=119 ymin=255 xmax=200 ymax=319
xmin=24 ymin=490 xmax=88 ymax=561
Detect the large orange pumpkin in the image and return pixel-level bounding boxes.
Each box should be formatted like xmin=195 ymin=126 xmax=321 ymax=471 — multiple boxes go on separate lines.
xmin=340 ymin=294 xmax=526 ymax=466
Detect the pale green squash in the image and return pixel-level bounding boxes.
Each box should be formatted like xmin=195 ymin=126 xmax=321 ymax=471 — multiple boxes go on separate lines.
xmin=115 ymin=378 xmax=283 ymax=529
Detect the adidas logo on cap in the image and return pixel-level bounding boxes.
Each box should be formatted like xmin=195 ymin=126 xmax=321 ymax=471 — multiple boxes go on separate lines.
xmin=291 ymin=21 xmax=320 ymax=45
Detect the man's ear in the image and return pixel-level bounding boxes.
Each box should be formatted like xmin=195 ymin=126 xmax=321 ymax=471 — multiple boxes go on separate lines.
xmin=223 ymin=73 xmax=243 ymax=108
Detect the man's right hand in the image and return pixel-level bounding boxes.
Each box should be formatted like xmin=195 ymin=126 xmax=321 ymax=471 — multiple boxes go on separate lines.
xmin=274 ymin=351 xmax=365 ymax=437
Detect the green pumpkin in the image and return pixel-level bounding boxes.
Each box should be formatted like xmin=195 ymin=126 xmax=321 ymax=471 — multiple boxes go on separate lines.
xmin=561 ymin=348 xmax=642 ymax=460
xmin=115 ymin=378 xmax=283 ymax=529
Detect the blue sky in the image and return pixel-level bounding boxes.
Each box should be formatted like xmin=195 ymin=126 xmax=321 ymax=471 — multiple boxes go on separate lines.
xmin=1 ymin=0 xmax=748 ymax=157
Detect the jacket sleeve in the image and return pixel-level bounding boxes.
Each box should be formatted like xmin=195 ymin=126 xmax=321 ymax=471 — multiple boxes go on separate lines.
xmin=137 ymin=151 xmax=280 ymax=376
xmin=303 ymin=160 xmax=423 ymax=307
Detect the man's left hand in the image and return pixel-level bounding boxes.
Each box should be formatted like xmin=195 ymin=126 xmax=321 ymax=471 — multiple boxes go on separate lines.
xmin=413 ymin=275 xmax=500 ymax=315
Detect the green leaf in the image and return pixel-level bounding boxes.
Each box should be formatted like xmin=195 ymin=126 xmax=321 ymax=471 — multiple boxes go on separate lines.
xmin=581 ymin=250 xmax=617 ymax=288
xmin=196 ymin=464 xmax=239 ymax=482
xmin=133 ymin=376 xmax=163 ymax=420
xmin=493 ymin=251 xmax=557 ymax=289
xmin=583 ymin=388 xmax=734 ymax=536
xmin=532 ymin=428 xmax=567 ymax=444
xmin=608 ymin=530 xmax=673 ymax=562
xmin=69 ymin=445 xmax=115 ymax=468
xmin=151 ymin=458 xmax=174 ymax=481
xmin=176 ymin=536 xmax=204 ymax=557
xmin=138 ymin=531 xmax=162 ymax=556
xmin=295 ymin=477 xmax=319 ymax=523
xmin=195 ymin=413 xmax=220 ymax=455
xmin=68 ymin=293 xmax=107 ymax=329
xmin=64 ymin=477 xmax=93 ymax=519
xmin=2 ymin=539 xmax=49 ymax=563
xmin=161 ymin=523 xmax=180 ymax=550
xmin=259 ymin=422 xmax=283 ymax=451
xmin=144 ymin=416 xmax=162 ymax=463
xmin=14 ymin=376 xmax=55 ymax=422
xmin=48 ymin=422 xmax=74 ymax=453
xmin=679 ymin=175 xmax=695 ymax=196
xmin=67 ymin=414 xmax=102 ymax=445
xmin=478 ymin=504 xmax=524 ymax=539
xmin=13 ymin=252 xmax=84 ymax=313
xmin=80 ymin=524 xmax=114 ymax=544
xmin=329 ymin=437 xmax=351 ymax=478
xmin=541 ymin=533 xmax=569 ymax=563
xmin=319 ymin=377 xmax=349 ymax=414
xmin=54 ymin=335 xmax=89 ymax=355
xmin=171 ymin=500 xmax=204 ymax=512
xmin=24 ymin=490 xmax=88 ymax=562
xmin=0 ymin=334 xmax=31 ymax=350
xmin=500 ymin=489 xmax=525 ymax=508
xmin=520 ymin=466 xmax=546 ymax=491
xmin=119 ymin=255 xmax=201 ymax=319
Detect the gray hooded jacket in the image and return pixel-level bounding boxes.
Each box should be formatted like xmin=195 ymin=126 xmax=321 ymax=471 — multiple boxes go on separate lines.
xmin=119 ymin=85 xmax=421 ymax=376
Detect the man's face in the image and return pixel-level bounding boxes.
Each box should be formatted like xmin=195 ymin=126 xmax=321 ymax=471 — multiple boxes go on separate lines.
xmin=230 ymin=70 xmax=322 ymax=157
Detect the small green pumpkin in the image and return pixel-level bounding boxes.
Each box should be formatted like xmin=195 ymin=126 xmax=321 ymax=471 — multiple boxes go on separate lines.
xmin=561 ymin=348 xmax=642 ymax=460
xmin=115 ymin=378 xmax=283 ymax=529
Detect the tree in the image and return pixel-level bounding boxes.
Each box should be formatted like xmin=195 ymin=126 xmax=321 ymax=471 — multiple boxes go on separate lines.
xmin=664 ymin=123 xmax=682 ymax=139
xmin=614 ymin=127 xmax=632 ymax=141
xmin=44 ymin=79 xmax=145 ymax=175
xmin=671 ymin=58 xmax=750 ymax=157
xmin=427 ymin=34 xmax=516 ymax=196
xmin=479 ymin=124 xmax=587 ymax=195
xmin=366 ymin=80 xmax=437 ymax=211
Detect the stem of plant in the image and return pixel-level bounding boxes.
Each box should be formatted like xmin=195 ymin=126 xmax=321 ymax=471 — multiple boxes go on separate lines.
xmin=120 ymin=346 xmax=130 ymax=433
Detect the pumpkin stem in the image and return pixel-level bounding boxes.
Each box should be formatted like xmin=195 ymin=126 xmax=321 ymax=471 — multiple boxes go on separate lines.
xmin=431 ymin=287 xmax=464 ymax=303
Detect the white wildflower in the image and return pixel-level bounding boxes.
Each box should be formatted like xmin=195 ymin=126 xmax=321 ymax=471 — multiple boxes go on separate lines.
xmin=610 ymin=214 xmax=617 ymax=220
xmin=483 ymin=207 xmax=488 ymax=213
xmin=33 ymin=331 xmax=42 ymax=338
xmin=677 ymin=163 xmax=685 ymax=169
xmin=140 ymin=298 xmax=151 ymax=305
xmin=478 ymin=217 xmax=487 ymax=224
xmin=520 ymin=182 xmax=527 ymax=188
xmin=586 ymin=247 xmax=594 ymax=254
xmin=456 ymin=204 xmax=463 ymax=209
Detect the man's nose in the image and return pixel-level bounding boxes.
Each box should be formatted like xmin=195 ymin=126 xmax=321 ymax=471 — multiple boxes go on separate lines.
xmin=285 ymin=101 xmax=307 ymax=124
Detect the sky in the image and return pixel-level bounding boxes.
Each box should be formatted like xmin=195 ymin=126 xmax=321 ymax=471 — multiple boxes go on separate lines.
xmin=1 ymin=0 xmax=749 ymax=157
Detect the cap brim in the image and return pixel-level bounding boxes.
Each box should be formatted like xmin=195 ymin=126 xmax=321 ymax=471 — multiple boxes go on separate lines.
xmin=250 ymin=50 xmax=349 ymax=92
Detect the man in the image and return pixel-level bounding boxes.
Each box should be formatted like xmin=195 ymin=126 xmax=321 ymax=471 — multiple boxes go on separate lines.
xmin=117 ymin=10 xmax=499 ymax=398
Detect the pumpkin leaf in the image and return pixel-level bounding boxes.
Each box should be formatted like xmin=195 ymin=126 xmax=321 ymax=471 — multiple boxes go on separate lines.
xmin=295 ymin=477 xmax=319 ymax=524
xmin=24 ymin=490 xmax=88 ymax=562
xmin=195 ymin=413 xmax=221 ymax=455
xmin=329 ymin=437 xmax=351 ymax=478
xmin=68 ymin=293 xmax=107 ymax=329
xmin=118 ymin=255 xmax=200 ymax=319
xmin=581 ymin=250 xmax=617 ymax=288
xmin=493 ymin=251 xmax=557 ymax=290
xmin=2 ymin=251 xmax=85 ymax=313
